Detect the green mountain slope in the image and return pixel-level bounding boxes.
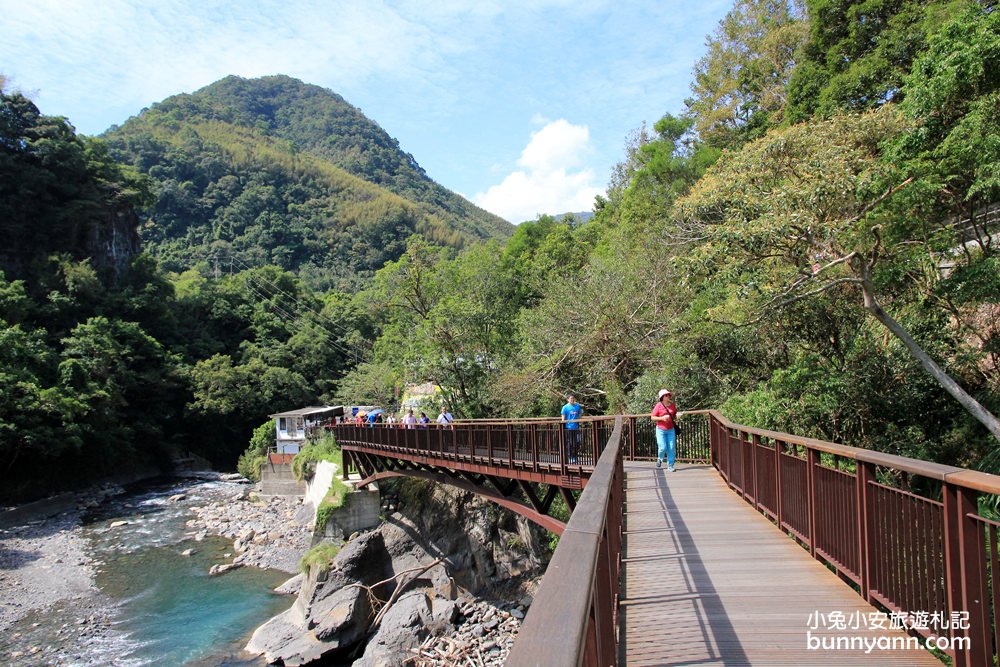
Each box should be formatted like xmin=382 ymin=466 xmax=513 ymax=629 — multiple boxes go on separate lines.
xmin=103 ymin=75 xmax=511 ymax=289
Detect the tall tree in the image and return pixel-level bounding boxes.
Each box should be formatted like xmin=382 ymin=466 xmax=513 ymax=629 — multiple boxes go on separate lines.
xmin=686 ymin=0 xmax=808 ymax=149
xmin=679 ymin=107 xmax=1000 ymax=441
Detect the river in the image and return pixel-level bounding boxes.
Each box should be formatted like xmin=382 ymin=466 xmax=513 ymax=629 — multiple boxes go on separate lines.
xmin=2 ymin=479 xmax=294 ymax=666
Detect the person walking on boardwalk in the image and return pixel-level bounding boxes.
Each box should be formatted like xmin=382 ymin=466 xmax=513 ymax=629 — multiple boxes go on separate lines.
xmin=652 ymin=389 xmax=678 ymax=471
xmin=561 ymin=394 xmax=583 ymax=464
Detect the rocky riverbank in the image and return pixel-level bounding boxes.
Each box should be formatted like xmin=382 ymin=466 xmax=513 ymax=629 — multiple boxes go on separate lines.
xmin=185 ymin=486 xmax=314 ymax=574
xmin=2 ymin=476 xmax=545 ymax=666
xmin=0 ymin=484 xmax=122 ymax=632
xmin=0 ymin=476 xmax=311 ymax=666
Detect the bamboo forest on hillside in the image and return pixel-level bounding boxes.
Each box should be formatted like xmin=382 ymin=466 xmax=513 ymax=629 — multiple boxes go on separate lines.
xmin=1 ymin=0 xmax=999 ymax=503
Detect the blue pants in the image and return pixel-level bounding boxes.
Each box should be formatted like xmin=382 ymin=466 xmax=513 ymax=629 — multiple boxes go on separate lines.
xmin=656 ymin=427 xmax=676 ymax=467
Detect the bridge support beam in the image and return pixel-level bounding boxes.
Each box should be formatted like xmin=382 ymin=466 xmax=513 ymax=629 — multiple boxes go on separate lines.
xmin=354 ymin=468 xmax=568 ymax=535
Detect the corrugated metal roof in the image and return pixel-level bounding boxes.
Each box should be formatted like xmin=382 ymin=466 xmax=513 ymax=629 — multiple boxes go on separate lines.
xmin=269 ymin=405 xmax=344 ymax=418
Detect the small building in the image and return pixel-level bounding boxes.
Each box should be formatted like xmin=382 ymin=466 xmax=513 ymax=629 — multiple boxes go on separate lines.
xmin=269 ymin=406 xmax=344 ymax=455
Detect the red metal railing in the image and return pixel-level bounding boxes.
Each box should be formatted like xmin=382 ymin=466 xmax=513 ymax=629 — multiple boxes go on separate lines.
xmin=333 ymin=412 xmax=711 ymax=477
xmin=506 ymin=416 xmax=625 ymax=667
xmin=705 ymin=409 xmax=1000 ymax=667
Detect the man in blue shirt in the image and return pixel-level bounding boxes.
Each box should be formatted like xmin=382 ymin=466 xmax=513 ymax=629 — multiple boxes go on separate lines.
xmin=561 ymin=395 xmax=583 ymax=464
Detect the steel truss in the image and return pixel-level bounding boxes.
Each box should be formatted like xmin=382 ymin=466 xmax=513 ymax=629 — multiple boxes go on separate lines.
xmin=344 ymin=449 xmax=582 ymax=535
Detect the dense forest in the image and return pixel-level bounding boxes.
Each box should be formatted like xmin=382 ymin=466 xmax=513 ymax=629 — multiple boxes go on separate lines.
xmin=2 ymin=0 xmax=998 ymax=503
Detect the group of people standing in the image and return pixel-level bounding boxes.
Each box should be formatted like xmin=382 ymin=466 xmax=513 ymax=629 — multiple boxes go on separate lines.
xmin=358 ymin=406 xmax=455 ymax=428
xmin=560 ymin=389 xmax=679 ymax=471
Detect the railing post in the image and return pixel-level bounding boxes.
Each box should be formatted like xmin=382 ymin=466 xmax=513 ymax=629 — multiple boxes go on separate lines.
xmin=530 ymin=422 xmax=538 ymax=471
xmin=628 ymin=416 xmax=636 ymax=460
xmin=485 ymin=423 xmax=491 ymax=463
xmin=774 ymin=439 xmax=783 ymax=530
xmin=807 ymin=447 xmax=818 ymax=558
xmin=508 ymin=422 xmax=515 ymax=469
xmin=856 ymin=460 xmax=875 ymax=604
xmin=591 ymin=420 xmax=599 ymax=466
xmin=752 ymin=433 xmax=761 ymax=510
xmin=560 ymin=423 xmax=567 ymax=473
xmin=944 ymin=482 xmax=988 ymax=667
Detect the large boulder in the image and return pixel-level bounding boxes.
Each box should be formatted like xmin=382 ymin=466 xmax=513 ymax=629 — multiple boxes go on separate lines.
xmin=245 ymin=531 xmax=395 ymax=665
xmin=352 ymin=591 xmax=459 ymax=667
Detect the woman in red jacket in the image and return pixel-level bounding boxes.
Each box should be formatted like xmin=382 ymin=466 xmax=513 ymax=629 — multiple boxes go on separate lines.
xmin=651 ymin=389 xmax=678 ymax=471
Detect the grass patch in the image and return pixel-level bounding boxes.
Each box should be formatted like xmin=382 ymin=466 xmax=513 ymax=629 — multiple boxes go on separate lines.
xmin=292 ymin=433 xmax=342 ymax=482
xmin=299 ymin=542 xmax=340 ymax=574
xmin=315 ymin=477 xmax=352 ymax=532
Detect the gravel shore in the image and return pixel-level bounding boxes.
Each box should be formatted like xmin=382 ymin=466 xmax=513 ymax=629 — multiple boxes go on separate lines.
xmin=0 ymin=508 xmax=98 ymax=632
xmin=185 ymin=488 xmax=314 ymax=574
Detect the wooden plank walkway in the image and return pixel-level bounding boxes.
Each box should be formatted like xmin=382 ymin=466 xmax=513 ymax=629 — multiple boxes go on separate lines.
xmin=619 ymin=463 xmax=944 ymax=666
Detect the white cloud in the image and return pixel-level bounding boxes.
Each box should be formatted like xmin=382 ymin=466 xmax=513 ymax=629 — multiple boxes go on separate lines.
xmin=474 ymin=119 xmax=603 ymax=223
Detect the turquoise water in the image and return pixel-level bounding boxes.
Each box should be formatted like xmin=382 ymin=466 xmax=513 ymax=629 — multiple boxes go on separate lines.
xmin=91 ymin=535 xmax=291 ymax=666
xmin=64 ymin=480 xmax=294 ymax=666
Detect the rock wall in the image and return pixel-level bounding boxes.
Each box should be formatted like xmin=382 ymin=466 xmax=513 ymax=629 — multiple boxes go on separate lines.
xmin=320 ymin=488 xmax=381 ymax=539
xmin=390 ymin=480 xmax=550 ymax=591
xmin=246 ymin=480 xmax=550 ymax=666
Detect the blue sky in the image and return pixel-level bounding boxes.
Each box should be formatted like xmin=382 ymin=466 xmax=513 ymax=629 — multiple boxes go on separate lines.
xmin=2 ymin=0 xmax=733 ymax=223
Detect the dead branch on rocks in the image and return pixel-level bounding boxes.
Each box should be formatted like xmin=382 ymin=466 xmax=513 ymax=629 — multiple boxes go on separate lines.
xmin=345 ymin=558 xmax=444 ymax=632
xmin=406 ymin=636 xmax=488 ymax=667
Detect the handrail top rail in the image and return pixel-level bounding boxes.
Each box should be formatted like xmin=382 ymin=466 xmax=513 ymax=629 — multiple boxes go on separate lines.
xmin=696 ymin=409 xmax=1000 ymax=494
xmin=505 ymin=416 xmax=624 ymax=666
xmin=332 ymin=410 xmax=1000 ymax=494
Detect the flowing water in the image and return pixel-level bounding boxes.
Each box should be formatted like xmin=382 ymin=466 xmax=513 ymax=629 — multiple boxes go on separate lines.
xmin=5 ymin=479 xmax=294 ymax=666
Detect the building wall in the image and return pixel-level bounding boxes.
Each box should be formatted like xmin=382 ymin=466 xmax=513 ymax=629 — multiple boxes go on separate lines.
xmin=260 ymin=459 xmax=306 ymax=496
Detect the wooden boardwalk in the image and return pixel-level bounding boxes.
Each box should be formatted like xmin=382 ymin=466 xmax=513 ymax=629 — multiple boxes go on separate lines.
xmin=619 ymin=463 xmax=944 ymax=666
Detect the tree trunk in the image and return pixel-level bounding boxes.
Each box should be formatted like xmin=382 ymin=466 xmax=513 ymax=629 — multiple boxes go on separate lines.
xmin=858 ymin=273 xmax=1000 ymax=443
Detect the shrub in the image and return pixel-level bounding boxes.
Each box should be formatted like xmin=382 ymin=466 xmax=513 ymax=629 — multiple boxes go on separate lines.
xmin=299 ymin=542 xmax=340 ymax=574
xmin=292 ymin=433 xmax=341 ymax=481
xmin=236 ymin=420 xmax=274 ymax=482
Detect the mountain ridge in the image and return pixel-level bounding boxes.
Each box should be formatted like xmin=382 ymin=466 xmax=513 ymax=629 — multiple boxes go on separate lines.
xmin=104 ymin=75 xmax=512 ymax=289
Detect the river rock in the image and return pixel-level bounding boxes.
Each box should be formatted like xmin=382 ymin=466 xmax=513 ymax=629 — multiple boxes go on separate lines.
xmin=108 ymin=521 xmax=129 ymax=529
xmin=353 ymin=591 xmax=459 ymax=667
xmin=168 ymin=493 xmax=187 ymax=502
xmin=245 ymin=607 xmax=327 ymax=667
xmin=275 ymin=573 xmax=304 ymax=595
xmin=245 ymin=531 xmax=392 ymax=665
xmin=208 ymin=562 xmax=242 ymax=576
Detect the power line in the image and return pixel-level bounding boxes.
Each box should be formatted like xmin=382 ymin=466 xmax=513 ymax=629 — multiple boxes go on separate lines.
xmin=242 ymin=274 xmax=355 ymax=359
xmin=227 ymin=255 xmax=363 ymax=342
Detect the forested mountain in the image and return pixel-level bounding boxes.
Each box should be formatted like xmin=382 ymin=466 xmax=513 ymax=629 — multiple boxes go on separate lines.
xmin=1 ymin=87 xmax=370 ymax=501
xmin=103 ymin=75 xmax=511 ymax=289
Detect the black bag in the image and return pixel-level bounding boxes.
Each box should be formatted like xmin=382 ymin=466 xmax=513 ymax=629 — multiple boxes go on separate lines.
xmin=674 ymin=418 xmax=682 ymax=436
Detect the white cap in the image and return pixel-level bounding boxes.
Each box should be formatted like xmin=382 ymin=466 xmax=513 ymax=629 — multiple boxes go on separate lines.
xmin=658 ymin=389 xmax=671 ymax=399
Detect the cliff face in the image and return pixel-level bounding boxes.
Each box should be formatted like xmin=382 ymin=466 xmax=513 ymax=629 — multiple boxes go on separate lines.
xmin=79 ymin=207 xmax=142 ymax=284
xmin=390 ymin=480 xmax=549 ymax=590
xmin=1 ymin=90 xmax=145 ymax=286
xmin=0 ymin=204 xmax=140 ymax=287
